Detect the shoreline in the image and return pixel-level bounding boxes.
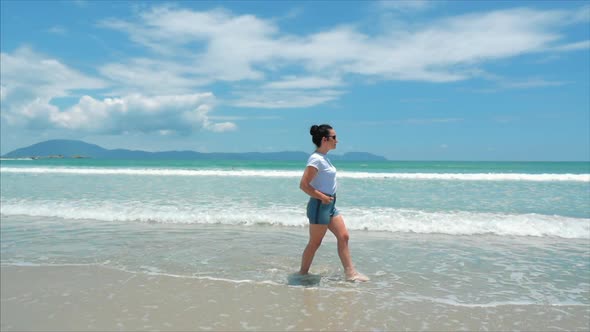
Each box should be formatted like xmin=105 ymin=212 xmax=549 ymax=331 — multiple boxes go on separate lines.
xmin=2 ymin=265 xmax=589 ymax=331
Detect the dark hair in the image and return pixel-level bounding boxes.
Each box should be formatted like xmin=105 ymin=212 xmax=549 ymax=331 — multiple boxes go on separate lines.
xmin=310 ymin=124 xmax=333 ymax=147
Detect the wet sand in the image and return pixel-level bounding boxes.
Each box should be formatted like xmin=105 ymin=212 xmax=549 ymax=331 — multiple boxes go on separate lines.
xmin=2 ymin=265 xmax=588 ymax=331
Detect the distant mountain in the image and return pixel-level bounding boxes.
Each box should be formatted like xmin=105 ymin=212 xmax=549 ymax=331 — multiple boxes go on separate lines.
xmin=2 ymin=139 xmax=388 ymax=161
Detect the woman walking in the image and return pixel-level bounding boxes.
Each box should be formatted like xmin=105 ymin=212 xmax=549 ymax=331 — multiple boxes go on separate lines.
xmin=298 ymin=124 xmax=369 ymax=282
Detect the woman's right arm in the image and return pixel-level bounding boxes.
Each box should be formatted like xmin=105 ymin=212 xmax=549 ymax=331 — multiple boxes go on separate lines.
xmin=300 ymin=166 xmax=333 ymax=204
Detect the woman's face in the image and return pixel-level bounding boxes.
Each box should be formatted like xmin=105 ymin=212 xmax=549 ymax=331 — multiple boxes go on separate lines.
xmin=324 ymin=129 xmax=338 ymax=150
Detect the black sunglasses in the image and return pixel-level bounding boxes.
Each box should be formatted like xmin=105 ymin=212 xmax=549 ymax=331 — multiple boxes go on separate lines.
xmin=325 ymin=135 xmax=337 ymax=140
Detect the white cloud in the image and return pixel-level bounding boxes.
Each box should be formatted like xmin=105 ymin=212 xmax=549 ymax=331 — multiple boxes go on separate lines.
xmin=0 ymin=47 xmax=107 ymax=126
xmin=1 ymin=47 xmax=106 ymax=99
xmin=371 ymin=9 xmax=558 ymax=71
xmin=206 ymin=121 xmax=237 ymax=132
xmin=101 ymin=5 xmax=588 ymax=91
xmin=231 ymin=89 xmax=344 ymax=109
xmin=0 ymin=48 xmax=233 ymax=134
xmin=4 ymin=4 xmax=588 ymax=121
xmin=0 ymin=85 xmax=7 ymax=101
xmin=11 ymin=93 xmax=233 ymax=134
xmin=99 ymin=58 xmax=211 ymax=95
xmin=264 ymin=76 xmax=344 ymax=89
xmin=464 ymin=73 xmax=569 ymax=92
xmin=550 ymin=40 xmax=590 ymax=52
xmin=100 ymin=6 xmax=277 ymax=80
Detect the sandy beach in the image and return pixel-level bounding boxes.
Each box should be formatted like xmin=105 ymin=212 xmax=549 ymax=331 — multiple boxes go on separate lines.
xmin=2 ymin=265 xmax=588 ymax=331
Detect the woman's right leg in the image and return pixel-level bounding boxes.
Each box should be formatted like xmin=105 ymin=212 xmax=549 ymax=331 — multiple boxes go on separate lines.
xmin=299 ymin=224 xmax=328 ymax=275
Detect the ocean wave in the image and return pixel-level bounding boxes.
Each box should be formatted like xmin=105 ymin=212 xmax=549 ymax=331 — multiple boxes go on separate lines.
xmin=2 ymin=200 xmax=588 ymax=239
xmin=0 ymin=158 xmax=35 ymax=161
xmin=1 ymin=166 xmax=588 ymax=182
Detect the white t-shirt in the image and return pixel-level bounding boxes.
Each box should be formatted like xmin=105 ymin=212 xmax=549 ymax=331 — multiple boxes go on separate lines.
xmin=306 ymin=152 xmax=337 ymax=195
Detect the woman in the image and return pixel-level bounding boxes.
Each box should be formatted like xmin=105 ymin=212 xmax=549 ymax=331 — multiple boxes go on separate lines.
xmin=298 ymin=124 xmax=369 ymax=282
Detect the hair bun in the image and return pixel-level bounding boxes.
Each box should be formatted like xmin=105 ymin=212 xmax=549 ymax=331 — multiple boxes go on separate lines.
xmin=310 ymin=125 xmax=319 ymax=136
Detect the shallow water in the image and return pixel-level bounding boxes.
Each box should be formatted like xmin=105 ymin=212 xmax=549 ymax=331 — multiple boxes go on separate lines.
xmin=2 ymin=216 xmax=588 ymax=308
xmin=1 ymin=159 xmax=589 ymax=329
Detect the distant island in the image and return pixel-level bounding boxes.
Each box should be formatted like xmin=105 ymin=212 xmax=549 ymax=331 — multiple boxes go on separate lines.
xmin=2 ymin=139 xmax=388 ymax=161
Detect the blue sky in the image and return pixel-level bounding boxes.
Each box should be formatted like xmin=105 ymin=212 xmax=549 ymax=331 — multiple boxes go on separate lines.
xmin=1 ymin=0 xmax=589 ymax=161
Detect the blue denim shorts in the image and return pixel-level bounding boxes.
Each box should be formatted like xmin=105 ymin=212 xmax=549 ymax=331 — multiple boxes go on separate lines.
xmin=306 ymin=194 xmax=339 ymax=225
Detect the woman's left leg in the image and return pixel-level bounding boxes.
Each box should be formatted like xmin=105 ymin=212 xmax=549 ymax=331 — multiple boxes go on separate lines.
xmin=299 ymin=224 xmax=329 ymax=275
xmin=328 ymin=215 xmax=369 ymax=281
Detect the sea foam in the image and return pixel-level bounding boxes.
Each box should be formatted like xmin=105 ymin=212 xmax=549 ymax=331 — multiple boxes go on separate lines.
xmin=2 ymin=200 xmax=588 ymax=239
xmin=1 ymin=167 xmax=588 ymax=182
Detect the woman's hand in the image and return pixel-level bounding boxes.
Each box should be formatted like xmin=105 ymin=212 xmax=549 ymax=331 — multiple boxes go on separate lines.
xmin=320 ymin=195 xmax=334 ymax=205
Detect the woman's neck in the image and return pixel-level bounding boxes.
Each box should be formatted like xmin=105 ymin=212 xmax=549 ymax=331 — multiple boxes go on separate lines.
xmin=315 ymin=147 xmax=330 ymax=155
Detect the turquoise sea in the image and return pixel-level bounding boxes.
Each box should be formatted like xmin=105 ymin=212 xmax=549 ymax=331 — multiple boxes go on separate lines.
xmin=1 ymin=158 xmax=589 ymax=329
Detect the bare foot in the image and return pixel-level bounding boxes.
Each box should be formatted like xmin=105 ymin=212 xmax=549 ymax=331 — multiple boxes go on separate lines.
xmin=345 ymin=271 xmax=370 ymax=282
